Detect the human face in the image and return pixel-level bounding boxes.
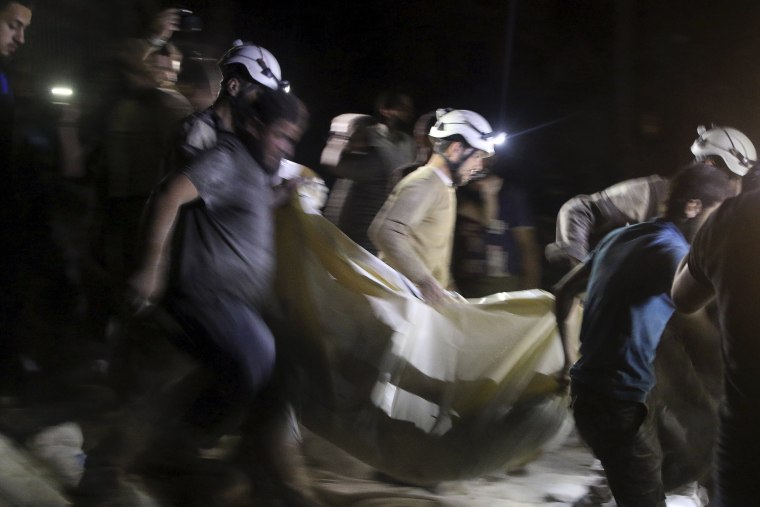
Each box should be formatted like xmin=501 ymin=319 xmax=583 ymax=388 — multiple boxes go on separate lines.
xmin=457 ymin=149 xmax=489 ymax=186
xmin=381 ymin=95 xmax=414 ymax=130
xmin=0 ymin=2 xmax=31 ymax=59
xmin=252 ymin=118 xmax=304 ymax=174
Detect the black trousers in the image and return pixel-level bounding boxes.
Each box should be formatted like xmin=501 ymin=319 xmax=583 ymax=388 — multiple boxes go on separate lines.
xmin=572 ymin=389 xmax=666 ymax=507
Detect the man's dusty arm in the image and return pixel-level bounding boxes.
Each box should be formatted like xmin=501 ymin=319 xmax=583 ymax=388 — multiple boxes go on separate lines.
xmin=128 ymin=174 xmax=199 ymax=307
xmin=546 ymin=177 xmax=661 ymax=265
xmin=552 ymin=261 xmax=591 ymax=378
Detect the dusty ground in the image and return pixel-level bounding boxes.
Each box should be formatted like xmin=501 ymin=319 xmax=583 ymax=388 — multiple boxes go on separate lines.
xmin=0 ymin=423 xmax=708 ymax=506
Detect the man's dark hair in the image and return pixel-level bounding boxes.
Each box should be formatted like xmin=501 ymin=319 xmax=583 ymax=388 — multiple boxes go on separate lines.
xmin=432 ymin=135 xmax=468 ymax=156
xmin=374 ymin=91 xmax=412 ymax=117
xmin=243 ymin=89 xmax=308 ymax=130
xmin=0 ymin=0 xmax=33 ymax=10
xmin=665 ymin=162 xmax=736 ymax=219
xmin=741 ymin=163 xmax=760 ymax=194
xmin=220 ymin=63 xmax=254 ymax=86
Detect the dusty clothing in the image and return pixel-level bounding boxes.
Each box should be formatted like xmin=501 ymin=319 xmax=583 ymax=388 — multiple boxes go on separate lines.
xmin=165 ymin=132 xmax=278 ymax=443
xmin=172 ymin=133 xmax=275 ymax=309
xmin=174 ymin=108 xmax=225 ymax=169
xmin=686 ymin=190 xmax=760 ymax=505
xmin=569 ymin=219 xmax=687 ymax=507
xmin=332 ymin=124 xmax=415 ymax=253
xmin=546 ymin=175 xmax=669 ymax=263
xmin=571 ymin=219 xmax=688 ymax=402
xmin=369 ymin=165 xmax=456 ymax=287
xmin=165 ymin=290 xmax=276 ymax=438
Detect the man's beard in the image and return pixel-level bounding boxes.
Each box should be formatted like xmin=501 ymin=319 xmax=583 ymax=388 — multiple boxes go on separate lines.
xmin=386 ymin=115 xmax=411 ymax=135
xmin=231 ymin=104 xmax=278 ymax=175
xmin=239 ymin=130 xmax=278 ymax=175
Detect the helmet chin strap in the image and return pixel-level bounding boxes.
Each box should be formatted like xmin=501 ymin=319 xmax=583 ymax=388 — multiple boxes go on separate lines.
xmin=444 ymin=148 xmax=475 ymax=186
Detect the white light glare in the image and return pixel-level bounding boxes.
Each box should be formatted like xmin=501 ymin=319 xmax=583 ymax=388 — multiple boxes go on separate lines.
xmin=493 ymin=132 xmax=507 ymax=145
xmin=51 ymin=86 xmax=73 ymax=97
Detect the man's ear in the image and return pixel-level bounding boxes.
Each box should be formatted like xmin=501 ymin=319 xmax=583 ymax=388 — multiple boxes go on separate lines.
xmin=445 ymin=141 xmax=464 ymax=159
xmin=225 ymin=77 xmax=240 ymax=97
xmin=684 ymin=198 xmax=703 ymax=219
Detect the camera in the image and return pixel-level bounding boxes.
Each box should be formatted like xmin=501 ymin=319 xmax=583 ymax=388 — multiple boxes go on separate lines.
xmin=177 ymin=8 xmax=202 ymax=32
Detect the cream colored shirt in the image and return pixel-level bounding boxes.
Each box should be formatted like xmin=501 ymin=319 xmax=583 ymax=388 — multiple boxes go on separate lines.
xmin=369 ymin=165 xmax=456 ymax=288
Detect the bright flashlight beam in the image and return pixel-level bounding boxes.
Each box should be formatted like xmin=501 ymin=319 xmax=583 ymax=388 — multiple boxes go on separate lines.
xmin=493 ymin=132 xmax=507 ymax=145
xmin=505 ymin=115 xmax=574 ymax=140
xmin=51 ymin=87 xmax=73 ymax=97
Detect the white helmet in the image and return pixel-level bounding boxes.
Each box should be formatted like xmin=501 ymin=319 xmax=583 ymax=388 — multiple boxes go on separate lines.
xmin=428 ymin=108 xmax=503 ymax=155
xmin=218 ymin=40 xmax=288 ymax=91
xmin=691 ymin=125 xmax=756 ymax=176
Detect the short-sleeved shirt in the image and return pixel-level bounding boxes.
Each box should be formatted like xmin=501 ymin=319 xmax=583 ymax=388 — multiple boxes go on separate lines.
xmin=171 ymin=133 xmax=274 ymax=308
xmin=571 ymin=219 xmax=689 ymax=402
xmin=333 ymin=125 xmax=415 ymax=253
xmin=177 ymin=108 xmax=222 ymax=163
xmin=688 ymin=191 xmax=760 ymax=414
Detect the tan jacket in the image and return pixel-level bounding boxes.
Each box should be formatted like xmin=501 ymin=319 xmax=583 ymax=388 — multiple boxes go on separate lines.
xmin=369 ymin=165 xmax=456 ymax=288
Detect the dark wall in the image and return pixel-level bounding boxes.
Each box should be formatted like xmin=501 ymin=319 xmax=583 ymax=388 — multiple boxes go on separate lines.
xmin=14 ymin=0 xmax=760 ymax=285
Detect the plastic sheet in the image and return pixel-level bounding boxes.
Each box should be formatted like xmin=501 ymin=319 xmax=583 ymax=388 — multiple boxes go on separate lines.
xmin=273 ymin=199 xmax=571 ymax=484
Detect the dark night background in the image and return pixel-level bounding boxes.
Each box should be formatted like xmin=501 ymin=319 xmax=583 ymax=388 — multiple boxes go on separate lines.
xmin=15 ymin=0 xmax=760 ymax=284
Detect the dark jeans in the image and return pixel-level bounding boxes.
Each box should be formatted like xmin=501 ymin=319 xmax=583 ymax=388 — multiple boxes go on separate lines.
xmin=166 ymin=291 xmax=277 ymax=437
xmin=572 ymin=389 xmax=666 ymax=507
xmin=80 ymin=292 xmax=278 ymax=497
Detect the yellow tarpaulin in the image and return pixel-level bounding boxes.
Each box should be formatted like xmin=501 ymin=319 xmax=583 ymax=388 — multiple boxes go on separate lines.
xmin=273 ymin=201 xmax=571 ymax=484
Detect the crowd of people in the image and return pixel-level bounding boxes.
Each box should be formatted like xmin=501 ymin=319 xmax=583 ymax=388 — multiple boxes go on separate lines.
xmin=1 ymin=1 xmax=759 ymax=506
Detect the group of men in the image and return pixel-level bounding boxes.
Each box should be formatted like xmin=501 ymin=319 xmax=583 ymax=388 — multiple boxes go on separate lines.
xmin=553 ymin=125 xmax=760 ymax=506
xmin=3 ymin=3 xmax=510 ymax=505
xmin=5 ymin=1 xmax=760 ymax=506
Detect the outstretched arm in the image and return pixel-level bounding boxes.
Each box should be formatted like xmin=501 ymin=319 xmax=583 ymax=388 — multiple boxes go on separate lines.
xmin=552 ymin=261 xmax=591 ymax=381
xmin=128 ymin=173 xmax=199 ymax=313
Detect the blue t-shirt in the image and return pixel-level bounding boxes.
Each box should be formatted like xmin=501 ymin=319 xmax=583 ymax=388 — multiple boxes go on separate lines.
xmin=571 ymin=219 xmax=689 ymax=402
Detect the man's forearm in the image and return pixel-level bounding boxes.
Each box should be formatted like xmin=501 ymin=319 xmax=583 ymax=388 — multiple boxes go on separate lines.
xmin=138 ymin=174 xmax=198 ymax=271
xmin=671 ymin=257 xmax=715 ymax=313
xmin=552 ymin=262 xmax=590 ymax=369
